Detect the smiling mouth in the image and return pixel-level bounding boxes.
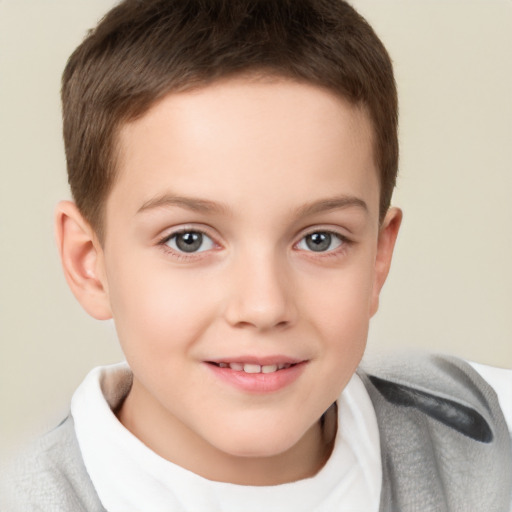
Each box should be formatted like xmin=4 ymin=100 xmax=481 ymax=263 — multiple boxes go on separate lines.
xmin=205 ymin=359 xmax=307 ymax=392
xmin=207 ymin=362 xmax=299 ymax=374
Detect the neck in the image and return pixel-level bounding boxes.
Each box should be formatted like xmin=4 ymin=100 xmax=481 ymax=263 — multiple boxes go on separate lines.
xmin=116 ymin=378 xmax=337 ymax=486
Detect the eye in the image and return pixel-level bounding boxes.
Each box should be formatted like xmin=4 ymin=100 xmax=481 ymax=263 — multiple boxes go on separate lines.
xmin=164 ymin=231 xmax=215 ymax=253
xmin=296 ymin=231 xmax=344 ymax=253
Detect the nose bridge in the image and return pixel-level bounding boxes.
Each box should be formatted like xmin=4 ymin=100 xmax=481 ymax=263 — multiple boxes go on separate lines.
xmin=224 ymin=244 xmax=296 ymax=330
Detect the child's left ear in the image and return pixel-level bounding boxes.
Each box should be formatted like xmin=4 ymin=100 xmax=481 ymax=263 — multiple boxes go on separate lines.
xmin=370 ymin=207 xmax=402 ymax=316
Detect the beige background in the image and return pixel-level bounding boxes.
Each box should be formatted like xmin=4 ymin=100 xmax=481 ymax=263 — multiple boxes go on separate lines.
xmin=1 ymin=0 xmax=511 ymax=460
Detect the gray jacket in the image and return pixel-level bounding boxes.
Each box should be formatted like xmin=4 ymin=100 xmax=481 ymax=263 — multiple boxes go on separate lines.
xmin=1 ymin=354 xmax=511 ymax=511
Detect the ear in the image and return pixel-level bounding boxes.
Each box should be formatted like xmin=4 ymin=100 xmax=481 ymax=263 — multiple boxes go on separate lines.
xmin=55 ymin=201 xmax=112 ymax=320
xmin=370 ymin=207 xmax=402 ymax=317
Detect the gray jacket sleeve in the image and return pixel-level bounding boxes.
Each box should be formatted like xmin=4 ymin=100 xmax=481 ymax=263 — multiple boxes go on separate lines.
xmin=0 ymin=416 xmax=105 ymax=512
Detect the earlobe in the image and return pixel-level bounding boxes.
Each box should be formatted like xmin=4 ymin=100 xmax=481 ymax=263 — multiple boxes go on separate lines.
xmin=55 ymin=201 xmax=112 ymax=320
xmin=370 ymin=207 xmax=402 ymax=316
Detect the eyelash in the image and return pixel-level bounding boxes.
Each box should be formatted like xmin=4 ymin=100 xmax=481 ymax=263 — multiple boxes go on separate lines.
xmin=157 ymin=227 xmax=351 ymax=261
xmin=295 ymin=229 xmax=351 ymax=258
xmin=158 ymin=228 xmax=219 ymax=261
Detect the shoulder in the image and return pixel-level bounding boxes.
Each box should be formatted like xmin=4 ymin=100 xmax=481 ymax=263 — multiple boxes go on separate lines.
xmin=359 ymin=352 xmax=512 ymax=511
xmin=0 ymin=416 xmax=104 ymax=512
xmin=360 ymin=351 xmax=504 ymax=429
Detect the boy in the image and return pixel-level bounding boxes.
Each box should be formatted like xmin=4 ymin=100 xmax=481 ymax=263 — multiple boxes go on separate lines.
xmin=1 ymin=0 xmax=511 ymax=510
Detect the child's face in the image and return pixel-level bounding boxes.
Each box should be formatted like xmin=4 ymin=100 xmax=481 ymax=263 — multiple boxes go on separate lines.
xmin=71 ymin=77 xmax=400 ymax=481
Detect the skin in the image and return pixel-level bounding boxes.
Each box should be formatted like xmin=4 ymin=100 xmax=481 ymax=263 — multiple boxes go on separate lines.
xmin=56 ymin=77 xmax=401 ymax=486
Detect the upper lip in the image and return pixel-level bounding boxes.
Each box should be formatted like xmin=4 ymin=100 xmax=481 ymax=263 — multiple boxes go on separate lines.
xmin=205 ymin=355 xmax=307 ymax=366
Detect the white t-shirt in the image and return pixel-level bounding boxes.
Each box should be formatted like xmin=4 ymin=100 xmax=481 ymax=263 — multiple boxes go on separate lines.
xmin=71 ymin=361 xmax=511 ymax=512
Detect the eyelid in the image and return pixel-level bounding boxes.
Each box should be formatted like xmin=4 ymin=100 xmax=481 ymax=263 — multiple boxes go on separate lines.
xmin=158 ymin=224 xmax=218 ymax=243
xmin=293 ymin=227 xmax=352 ymax=254
xmin=157 ymin=225 xmax=222 ymax=258
xmin=166 ymin=231 xmax=216 ymax=253
xmin=295 ymin=225 xmax=351 ymax=242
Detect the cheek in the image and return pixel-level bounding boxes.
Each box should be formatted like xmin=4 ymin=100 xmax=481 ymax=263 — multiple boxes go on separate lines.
xmin=105 ymin=253 xmax=220 ymax=358
xmin=304 ymin=256 xmax=376 ymax=332
xmin=302 ymin=259 xmax=375 ymax=379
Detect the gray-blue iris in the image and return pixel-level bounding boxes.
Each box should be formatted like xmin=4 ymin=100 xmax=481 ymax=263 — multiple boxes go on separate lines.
xmin=305 ymin=232 xmax=331 ymax=252
xmin=176 ymin=232 xmax=203 ymax=252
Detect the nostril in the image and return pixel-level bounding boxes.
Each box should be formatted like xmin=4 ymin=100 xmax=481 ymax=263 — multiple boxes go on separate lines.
xmin=232 ymin=319 xmax=290 ymax=330
xmin=232 ymin=320 xmax=256 ymax=329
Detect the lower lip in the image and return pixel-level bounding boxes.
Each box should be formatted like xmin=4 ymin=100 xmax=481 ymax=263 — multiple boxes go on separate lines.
xmin=205 ymin=362 xmax=307 ymax=393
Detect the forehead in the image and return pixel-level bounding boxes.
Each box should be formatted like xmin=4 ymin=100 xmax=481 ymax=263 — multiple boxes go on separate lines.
xmin=109 ymin=77 xmax=379 ymax=223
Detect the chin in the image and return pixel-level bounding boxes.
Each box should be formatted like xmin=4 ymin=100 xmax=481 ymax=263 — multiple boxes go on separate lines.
xmin=207 ymin=418 xmax=315 ymax=459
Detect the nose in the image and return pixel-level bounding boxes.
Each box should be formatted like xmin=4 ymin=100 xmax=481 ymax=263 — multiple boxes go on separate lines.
xmin=223 ymin=250 xmax=297 ymax=331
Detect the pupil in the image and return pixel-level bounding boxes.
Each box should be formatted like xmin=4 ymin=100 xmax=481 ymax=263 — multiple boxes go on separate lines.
xmin=176 ymin=232 xmax=202 ymax=252
xmin=306 ymin=232 xmax=331 ymax=252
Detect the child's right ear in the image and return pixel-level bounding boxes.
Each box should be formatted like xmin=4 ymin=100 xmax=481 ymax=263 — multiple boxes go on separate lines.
xmin=55 ymin=201 xmax=112 ymax=320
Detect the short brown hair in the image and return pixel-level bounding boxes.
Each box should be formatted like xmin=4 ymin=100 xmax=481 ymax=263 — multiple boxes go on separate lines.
xmin=62 ymin=0 xmax=398 ymax=239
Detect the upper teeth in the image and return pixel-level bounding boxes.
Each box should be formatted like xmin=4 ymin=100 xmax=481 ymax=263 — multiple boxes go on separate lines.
xmin=217 ymin=362 xmax=291 ymax=373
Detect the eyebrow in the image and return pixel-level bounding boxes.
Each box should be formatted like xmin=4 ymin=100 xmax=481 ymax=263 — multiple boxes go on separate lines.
xmin=137 ymin=193 xmax=368 ymax=218
xmin=137 ymin=194 xmax=229 ymax=215
xmin=294 ymin=195 xmax=368 ymax=218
